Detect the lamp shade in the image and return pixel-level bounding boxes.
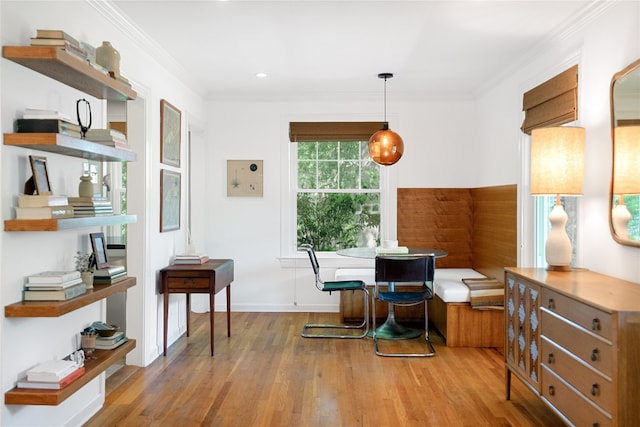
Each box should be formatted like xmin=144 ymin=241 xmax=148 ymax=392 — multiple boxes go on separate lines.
xmin=613 ymin=126 xmax=640 ymax=195
xmin=368 ymin=123 xmax=404 ymax=166
xmin=531 ymin=126 xmax=585 ymax=195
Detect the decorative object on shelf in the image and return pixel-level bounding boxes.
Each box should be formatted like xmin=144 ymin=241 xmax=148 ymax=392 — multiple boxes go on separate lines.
xmin=75 ymin=251 xmax=95 ymax=288
xmin=95 ymin=41 xmax=120 ymax=77
xmin=25 ymin=155 xmax=51 ymax=195
xmin=78 ymin=175 xmax=93 ymax=198
xmin=80 ymin=329 xmax=96 ymax=356
xmin=226 ymin=160 xmax=263 ymax=197
xmin=530 ymin=126 xmax=585 ymax=271
xmin=369 ymin=73 xmax=404 ymax=166
xmin=75 ymin=98 xmax=91 ymax=138
xmin=611 ymin=126 xmax=640 ymax=240
xmin=160 ymin=99 xmax=181 ymax=167
xmin=90 ymin=232 xmax=109 ymax=269
xmin=160 ymin=169 xmax=181 ymax=232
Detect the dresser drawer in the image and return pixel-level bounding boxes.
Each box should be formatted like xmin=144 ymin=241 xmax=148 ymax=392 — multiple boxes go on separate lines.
xmin=165 ymin=276 xmax=211 ymax=290
xmin=541 ymin=336 xmax=612 ymax=413
xmin=541 ymin=288 xmax=612 ymax=341
xmin=541 ymin=309 xmax=613 ymax=377
xmin=542 ymin=366 xmax=612 ymax=427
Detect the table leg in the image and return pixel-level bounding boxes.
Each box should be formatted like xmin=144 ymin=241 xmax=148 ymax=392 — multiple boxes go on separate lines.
xmin=209 ymin=290 xmax=215 ymax=356
xmin=226 ymin=284 xmax=231 ymax=337
xmin=374 ymin=281 xmax=421 ymax=340
xmin=186 ymin=293 xmax=191 ymax=337
xmin=163 ymin=291 xmax=169 ymax=356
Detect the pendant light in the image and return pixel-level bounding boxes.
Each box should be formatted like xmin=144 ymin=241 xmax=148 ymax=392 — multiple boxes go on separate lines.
xmin=369 ymin=73 xmax=404 ymax=166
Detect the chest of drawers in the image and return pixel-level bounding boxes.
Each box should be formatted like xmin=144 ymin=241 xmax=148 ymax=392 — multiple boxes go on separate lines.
xmin=505 ymin=268 xmax=640 ymax=427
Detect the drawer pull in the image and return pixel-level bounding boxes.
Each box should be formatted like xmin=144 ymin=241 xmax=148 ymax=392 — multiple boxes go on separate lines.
xmin=547 ymin=298 xmax=555 ymax=309
xmin=591 ymin=349 xmax=599 ymax=362
xmin=547 ymin=353 xmax=554 ymax=364
xmin=591 ymin=383 xmax=599 ymax=396
xmin=548 ymin=385 xmax=555 ymax=396
xmin=592 ymin=318 xmax=600 ymax=331
xmin=593 ymin=424 xmax=599 ymax=427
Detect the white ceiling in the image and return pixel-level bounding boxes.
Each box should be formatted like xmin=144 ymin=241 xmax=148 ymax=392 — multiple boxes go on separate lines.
xmin=111 ymin=0 xmax=597 ymax=100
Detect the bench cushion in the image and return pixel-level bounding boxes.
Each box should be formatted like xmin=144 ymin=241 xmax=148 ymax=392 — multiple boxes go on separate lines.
xmin=434 ymin=268 xmax=486 ymax=303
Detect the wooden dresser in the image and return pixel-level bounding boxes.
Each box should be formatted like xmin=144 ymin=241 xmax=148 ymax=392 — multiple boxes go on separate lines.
xmin=504 ymin=268 xmax=640 ymax=427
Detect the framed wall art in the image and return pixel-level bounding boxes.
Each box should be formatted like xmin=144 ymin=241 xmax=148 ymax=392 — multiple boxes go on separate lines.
xmin=227 ymin=160 xmax=263 ymax=197
xmin=28 ymin=155 xmax=52 ymax=195
xmin=160 ymin=99 xmax=181 ymax=167
xmin=160 ymin=169 xmax=181 ymax=232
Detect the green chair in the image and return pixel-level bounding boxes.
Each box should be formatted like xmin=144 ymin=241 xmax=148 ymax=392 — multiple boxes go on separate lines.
xmin=300 ymin=244 xmax=369 ymax=338
xmin=372 ymin=255 xmax=436 ymax=356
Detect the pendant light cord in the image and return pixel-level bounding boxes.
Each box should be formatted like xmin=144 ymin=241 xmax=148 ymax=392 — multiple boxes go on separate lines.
xmin=383 ymin=76 xmax=387 ymax=122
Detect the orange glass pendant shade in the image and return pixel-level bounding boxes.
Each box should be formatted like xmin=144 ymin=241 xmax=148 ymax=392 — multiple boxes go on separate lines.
xmin=368 ymin=123 xmax=404 ymax=166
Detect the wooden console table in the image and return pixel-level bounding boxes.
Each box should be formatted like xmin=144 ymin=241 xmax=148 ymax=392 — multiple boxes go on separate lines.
xmin=160 ymin=259 xmax=234 ymax=356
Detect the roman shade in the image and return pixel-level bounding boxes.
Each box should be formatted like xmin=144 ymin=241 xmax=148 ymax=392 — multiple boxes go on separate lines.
xmin=289 ymin=122 xmax=385 ymax=142
xmin=521 ymin=65 xmax=579 ymax=135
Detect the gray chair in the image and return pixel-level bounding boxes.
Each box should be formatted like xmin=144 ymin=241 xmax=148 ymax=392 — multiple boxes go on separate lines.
xmin=372 ymin=255 xmax=436 ymax=356
xmin=300 ymin=244 xmax=369 ymax=338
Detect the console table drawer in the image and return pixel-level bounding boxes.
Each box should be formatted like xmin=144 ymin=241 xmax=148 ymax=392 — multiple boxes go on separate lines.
xmin=542 ymin=366 xmax=612 ymax=427
xmin=165 ymin=277 xmax=210 ymax=290
xmin=541 ymin=288 xmax=612 ymax=341
xmin=541 ymin=337 xmax=612 ymax=413
xmin=541 ymin=309 xmax=613 ymax=377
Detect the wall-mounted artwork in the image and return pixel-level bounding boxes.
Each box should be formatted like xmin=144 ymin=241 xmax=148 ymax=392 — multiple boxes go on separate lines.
xmin=160 ymin=99 xmax=181 ymax=167
xmin=160 ymin=169 xmax=181 ymax=232
xmin=227 ymin=160 xmax=263 ymax=197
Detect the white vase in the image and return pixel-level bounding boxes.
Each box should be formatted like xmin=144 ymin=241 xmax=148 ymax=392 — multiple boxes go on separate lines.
xmin=96 ymin=41 xmax=121 ymax=76
xmin=81 ymin=271 xmax=94 ymax=289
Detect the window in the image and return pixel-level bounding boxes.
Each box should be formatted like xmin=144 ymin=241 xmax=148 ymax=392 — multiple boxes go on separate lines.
xmin=296 ymin=140 xmax=381 ymax=251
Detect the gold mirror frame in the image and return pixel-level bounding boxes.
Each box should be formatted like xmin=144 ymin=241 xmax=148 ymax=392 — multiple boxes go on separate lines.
xmin=609 ymin=58 xmax=640 ymax=247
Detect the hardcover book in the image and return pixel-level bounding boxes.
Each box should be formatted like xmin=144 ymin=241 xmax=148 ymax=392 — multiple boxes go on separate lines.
xmin=15 ymin=118 xmax=81 ymax=134
xmin=95 ymin=336 xmax=128 ymax=350
xmin=93 ymin=265 xmax=126 ymax=277
xmin=17 ymin=366 xmax=85 ymax=389
xmin=35 ymin=29 xmax=81 ymax=46
xmin=26 ymin=359 xmax=79 ymax=382
xmin=23 ymin=283 xmax=86 ymax=301
xmin=17 ymin=194 xmax=69 ymax=208
xmin=27 ymin=270 xmax=81 ymax=284
xmin=25 ymin=277 xmax=83 ymax=290
xmin=15 ymin=205 xmax=74 ymax=220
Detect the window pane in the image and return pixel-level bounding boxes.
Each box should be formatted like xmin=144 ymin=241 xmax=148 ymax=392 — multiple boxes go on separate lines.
xmin=339 ymin=160 xmax=359 ymax=189
xmin=318 ymin=161 xmax=338 ymax=189
xmin=339 ymin=141 xmax=360 ymax=160
xmin=361 ymin=159 xmax=379 ymax=189
xmin=297 ymin=161 xmax=316 ymax=189
xmin=297 ymin=192 xmax=380 ymax=251
xmin=298 ymin=142 xmax=317 ymax=160
xmin=317 ymin=142 xmax=338 ymax=160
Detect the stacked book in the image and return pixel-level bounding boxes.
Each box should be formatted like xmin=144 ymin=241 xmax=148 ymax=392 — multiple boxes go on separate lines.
xmin=17 ymin=359 xmax=85 ymax=390
xmin=14 ymin=194 xmax=74 ymax=220
xmin=375 ymin=246 xmax=409 ymax=255
xmin=30 ymin=29 xmax=88 ymax=62
xmin=85 ymin=128 xmax=131 ymax=150
xmin=23 ymin=270 xmax=86 ymax=301
xmin=173 ymin=254 xmax=210 ymax=265
xmin=95 ymin=331 xmax=128 ymax=350
xmin=93 ymin=265 xmax=128 ymax=285
xmin=15 ymin=117 xmax=82 ymax=139
xmin=68 ymin=197 xmax=114 ymax=217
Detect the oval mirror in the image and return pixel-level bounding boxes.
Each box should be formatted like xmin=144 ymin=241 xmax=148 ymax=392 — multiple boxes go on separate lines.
xmin=610 ymin=59 xmax=640 ymax=247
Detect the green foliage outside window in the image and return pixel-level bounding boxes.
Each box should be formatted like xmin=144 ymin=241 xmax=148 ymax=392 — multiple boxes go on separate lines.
xmin=296 ymin=141 xmax=380 ymax=251
xmin=614 ymin=195 xmax=640 ymax=240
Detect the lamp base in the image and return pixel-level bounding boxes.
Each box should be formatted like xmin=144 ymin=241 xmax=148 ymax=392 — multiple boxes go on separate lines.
xmin=545 ymin=204 xmax=572 ymax=269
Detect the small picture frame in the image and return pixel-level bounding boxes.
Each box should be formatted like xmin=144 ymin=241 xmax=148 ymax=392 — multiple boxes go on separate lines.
xmin=227 ymin=160 xmax=264 ymax=197
xmin=160 ymin=99 xmax=181 ymax=167
xmin=90 ymin=232 xmax=109 ymax=269
xmin=160 ymin=169 xmax=181 ymax=232
xmin=29 ymin=155 xmax=52 ymax=195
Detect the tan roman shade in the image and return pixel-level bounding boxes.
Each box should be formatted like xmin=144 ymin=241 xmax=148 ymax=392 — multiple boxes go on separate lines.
xmin=289 ymin=122 xmax=385 ymax=142
xmin=521 ymin=65 xmax=579 ymax=135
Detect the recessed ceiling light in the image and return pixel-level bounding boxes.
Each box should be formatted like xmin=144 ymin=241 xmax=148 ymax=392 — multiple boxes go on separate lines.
xmin=255 ymin=73 xmax=268 ymax=79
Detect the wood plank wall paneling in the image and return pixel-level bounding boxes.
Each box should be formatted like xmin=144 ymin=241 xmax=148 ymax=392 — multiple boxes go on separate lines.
xmin=397 ymin=188 xmax=474 ymax=269
xmin=397 ymin=185 xmax=517 ymax=281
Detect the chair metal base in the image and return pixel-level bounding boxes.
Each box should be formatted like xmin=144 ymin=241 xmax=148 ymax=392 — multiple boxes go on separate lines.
xmin=373 ymin=332 xmax=436 ymax=357
xmin=301 ymin=288 xmax=369 ymax=339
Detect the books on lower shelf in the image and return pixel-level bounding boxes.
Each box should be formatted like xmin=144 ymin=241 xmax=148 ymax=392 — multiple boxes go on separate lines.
xmin=14 ymin=205 xmax=74 ymax=219
xmin=173 ymin=254 xmax=209 ymax=265
xmin=23 ymin=283 xmax=86 ymax=301
xmin=95 ymin=332 xmax=128 ymax=350
xmin=25 ymin=277 xmax=83 ymax=291
xmin=17 ymin=366 xmax=85 ymax=390
xmin=92 ymin=271 xmax=128 ymax=285
xmin=93 ymin=265 xmax=126 ymax=277
xmin=26 ymin=359 xmax=81 ymax=383
xmin=17 ymin=194 xmax=69 ymax=208
xmin=15 ymin=118 xmax=82 ymax=139
xmin=68 ymin=197 xmax=114 ymax=217
xmin=22 ymin=108 xmax=74 ymax=123
xmin=27 ymin=270 xmax=81 ymax=284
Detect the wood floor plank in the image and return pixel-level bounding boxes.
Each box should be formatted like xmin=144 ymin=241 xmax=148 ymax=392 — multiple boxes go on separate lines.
xmin=86 ymin=312 xmax=564 ymax=426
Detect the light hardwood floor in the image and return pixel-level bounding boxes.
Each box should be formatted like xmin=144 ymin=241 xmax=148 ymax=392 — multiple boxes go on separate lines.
xmin=85 ymin=312 xmax=563 ymax=426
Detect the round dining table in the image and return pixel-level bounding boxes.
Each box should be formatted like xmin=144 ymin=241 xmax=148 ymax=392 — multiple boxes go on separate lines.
xmin=336 ymin=247 xmax=448 ymax=339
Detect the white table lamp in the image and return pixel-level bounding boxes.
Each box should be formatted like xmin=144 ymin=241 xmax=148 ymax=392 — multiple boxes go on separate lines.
xmin=612 ymin=126 xmax=640 ymax=239
xmin=531 ymin=127 xmax=585 ymax=271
